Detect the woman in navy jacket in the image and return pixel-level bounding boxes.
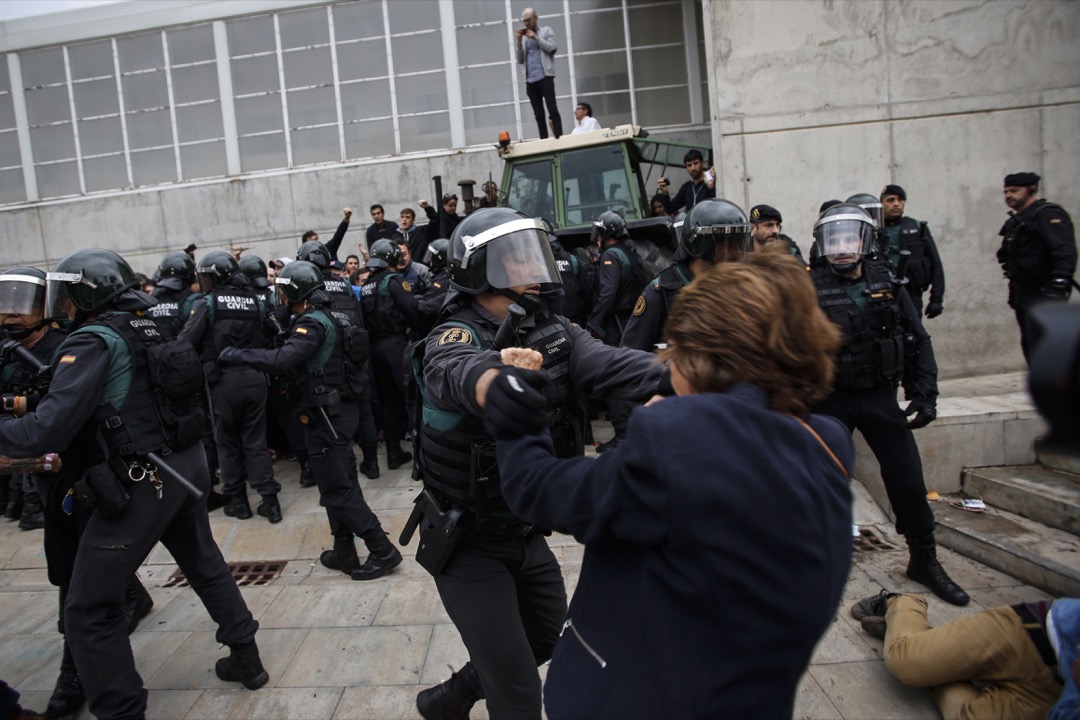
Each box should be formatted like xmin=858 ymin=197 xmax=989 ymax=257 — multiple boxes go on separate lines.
xmin=483 ymin=248 xmax=855 ymax=719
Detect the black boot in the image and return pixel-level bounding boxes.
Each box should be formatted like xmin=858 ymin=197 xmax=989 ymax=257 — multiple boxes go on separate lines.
xmin=206 ymin=489 xmax=228 ymax=512
xmin=215 ymin=640 xmax=269 ymax=690
xmin=223 ymin=493 xmax=252 ymax=520
xmin=45 ymin=639 xmax=85 ymax=718
xmin=360 ymin=445 xmax=380 ymax=480
xmin=4 ymin=482 xmax=23 ymax=520
xmin=351 ymin=529 xmax=402 ymax=581
xmin=256 ymin=494 xmax=283 ymax=524
xmin=416 ymin=664 xmax=482 ymax=720
xmin=386 ymin=442 xmax=412 ymax=471
xmin=905 ymin=533 xmax=970 ymax=606
xmin=18 ymin=491 xmax=45 ymax=531
xmin=320 ymin=536 xmax=360 ymax=575
xmin=122 ymin=575 xmax=154 ymax=635
xmin=298 ymin=460 xmax=316 ymax=488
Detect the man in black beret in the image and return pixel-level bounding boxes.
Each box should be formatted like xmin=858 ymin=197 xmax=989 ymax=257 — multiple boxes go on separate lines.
xmin=996 ymin=172 xmax=1077 ymax=361
xmin=749 ymin=204 xmax=803 ymax=259
xmin=880 ymin=185 xmax=946 ymax=318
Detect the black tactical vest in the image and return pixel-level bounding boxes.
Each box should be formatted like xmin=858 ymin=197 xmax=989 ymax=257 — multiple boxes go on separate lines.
xmin=201 ymin=286 xmax=264 ymax=361
xmin=290 ymin=307 xmax=363 ymax=407
xmin=813 ymin=261 xmax=905 ymax=391
xmin=0 ymin=328 xmax=66 ymax=395
xmin=322 ymin=273 xmax=364 ymax=327
xmin=885 ymin=217 xmax=933 ymax=289
xmin=999 ymin=201 xmax=1064 ymax=288
xmin=147 ymin=287 xmax=193 ymax=338
xmin=418 ymin=306 xmax=577 ymax=507
xmin=360 ymin=270 xmax=409 ymax=337
xmin=607 ymin=243 xmax=649 ymax=313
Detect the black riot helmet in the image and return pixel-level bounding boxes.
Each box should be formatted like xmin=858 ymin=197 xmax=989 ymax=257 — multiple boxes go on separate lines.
xmin=592 ymin=210 xmax=630 ymax=245
xmin=156 ymin=251 xmax=196 ymax=291
xmin=0 ymin=266 xmax=47 ymax=339
xmin=449 ymin=207 xmax=561 ymax=295
xmin=238 ymin=254 xmax=270 ymax=289
xmin=196 ymin=251 xmax=240 ymax=288
xmin=274 ymin=260 xmax=325 ymax=306
xmin=425 ymin=239 xmax=449 ymax=274
xmin=676 ymin=199 xmax=752 ymax=264
xmin=813 ymin=203 xmax=876 ymax=274
xmin=368 ymin=239 xmax=403 ymax=271
xmin=296 ymin=240 xmax=332 ymax=269
xmin=45 ymin=249 xmax=140 ymax=321
xmin=846 ymin=193 xmax=884 ymax=229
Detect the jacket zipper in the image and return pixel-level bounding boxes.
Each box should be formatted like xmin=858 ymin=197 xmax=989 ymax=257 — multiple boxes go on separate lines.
xmin=561 ymin=618 xmax=607 ymax=668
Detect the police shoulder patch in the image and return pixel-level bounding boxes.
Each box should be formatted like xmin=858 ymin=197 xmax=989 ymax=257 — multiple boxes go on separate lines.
xmin=633 ymin=295 xmax=646 ymax=316
xmin=1050 ymin=218 xmax=1062 ymax=224
xmin=602 ymin=260 xmax=613 ymax=265
xmin=437 ymin=327 xmax=473 ymax=346
xmin=299 ymin=414 xmax=309 ymax=425
xmin=295 ymin=327 xmax=308 ymax=334
xmin=59 ymin=355 xmax=77 ymax=364
xmin=401 ymin=280 xmax=413 ymax=292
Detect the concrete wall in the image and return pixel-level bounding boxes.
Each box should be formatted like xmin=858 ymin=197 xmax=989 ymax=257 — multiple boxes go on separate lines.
xmin=704 ymin=0 xmax=1080 ymax=377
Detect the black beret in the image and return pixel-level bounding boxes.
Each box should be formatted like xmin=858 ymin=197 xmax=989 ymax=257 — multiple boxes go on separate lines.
xmin=880 ymin=184 xmax=906 ymax=201
xmin=819 ymin=199 xmax=843 ymax=215
xmin=1004 ymin=172 xmax=1040 ymax=188
xmin=749 ymin=204 xmax=782 ymax=224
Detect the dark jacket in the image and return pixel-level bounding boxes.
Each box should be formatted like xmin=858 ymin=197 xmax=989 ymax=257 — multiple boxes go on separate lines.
xmin=497 ymin=384 xmax=854 ymax=720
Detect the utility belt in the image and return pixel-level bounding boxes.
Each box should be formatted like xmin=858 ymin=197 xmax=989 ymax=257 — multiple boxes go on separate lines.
xmin=72 ymin=451 xmax=199 ymax=519
xmin=471 ymin=515 xmax=539 ymax=539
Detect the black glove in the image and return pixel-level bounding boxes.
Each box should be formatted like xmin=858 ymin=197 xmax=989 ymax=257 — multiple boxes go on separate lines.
xmin=924 ymin=301 xmax=943 ymax=319
xmin=217 ymin=347 xmax=242 ymax=366
xmin=483 ymin=367 xmax=550 ymax=441
xmin=904 ymin=396 xmax=937 ymax=430
xmin=1039 ymin=277 xmax=1071 ymax=300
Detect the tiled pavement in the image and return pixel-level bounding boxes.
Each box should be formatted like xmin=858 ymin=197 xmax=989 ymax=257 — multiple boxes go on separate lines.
xmin=0 ymin=409 xmax=1055 ymax=719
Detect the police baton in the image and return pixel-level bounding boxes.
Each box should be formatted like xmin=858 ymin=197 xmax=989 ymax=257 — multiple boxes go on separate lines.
xmin=317 ymin=407 xmax=340 ymax=440
xmin=893 ymin=249 xmax=911 ymax=290
xmin=1 ymin=340 xmax=50 ymax=377
xmin=399 ymin=494 xmax=424 ymax=546
xmin=493 ymin=304 xmax=526 ymax=350
xmin=146 ymin=450 xmax=205 ymax=501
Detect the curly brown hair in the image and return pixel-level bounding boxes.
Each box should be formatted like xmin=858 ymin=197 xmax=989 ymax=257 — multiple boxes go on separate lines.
xmin=659 ymin=245 xmax=840 ymax=415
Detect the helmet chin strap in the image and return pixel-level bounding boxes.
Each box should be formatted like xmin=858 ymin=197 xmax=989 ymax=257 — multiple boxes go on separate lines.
xmin=1 ymin=320 xmax=44 ymax=341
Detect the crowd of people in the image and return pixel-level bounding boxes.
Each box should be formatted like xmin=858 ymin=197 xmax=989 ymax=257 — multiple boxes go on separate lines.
xmin=0 ymin=152 xmax=1074 ymax=719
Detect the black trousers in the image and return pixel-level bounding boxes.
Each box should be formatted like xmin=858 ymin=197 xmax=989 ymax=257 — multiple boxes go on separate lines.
xmin=526 ymin=76 xmax=561 ymax=139
xmin=815 ymin=385 xmax=934 ymax=537
xmin=305 ymin=399 xmax=381 ymax=543
xmin=370 ymin=335 xmax=408 ymax=443
xmin=212 ymin=368 xmax=278 ymax=498
xmin=434 ymin=531 xmax=568 ymax=718
xmin=65 ymin=443 xmax=258 ymax=720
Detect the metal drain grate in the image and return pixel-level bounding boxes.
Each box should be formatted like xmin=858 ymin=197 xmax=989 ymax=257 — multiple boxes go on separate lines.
xmin=852 ymin=527 xmax=900 ymax=554
xmin=163 ymin=560 xmax=287 ymax=588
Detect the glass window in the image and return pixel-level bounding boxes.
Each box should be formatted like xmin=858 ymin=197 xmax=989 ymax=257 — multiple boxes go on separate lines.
xmin=561 ymin=146 xmax=633 ymax=225
xmin=632 ymin=46 xmax=687 ymax=89
xmin=291 ymin=126 xmax=339 ymax=165
xmin=235 ymin=94 xmax=283 ymax=135
xmin=122 ymin=72 xmax=168 ymax=110
xmin=35 ymin=161 xmax=80 ymax=197
xmin=395 ymin=72 xmax=448 ymax=115
xmin=0 ymin=133 xmax=21 ymax=168
xmin=24 ymin=86 xmax=70 ymax=126
xmin=176 ymin=103 xmax=224 ymax=143
xmin=635 ymin=87 xmax=690 ymax=128
xmin=239 ymin=133 xmax=286 ymax=172
xmin=131 ymin=147 xmax=176 ymax=186
xmin=181 ymin=140 xmax=227 ymax=179
xmin=0 ymin=97 xmax=13 ymax=132
xmin=83 ymin=155 xmax=128 ymax=191
xmin=456 ymin=25 xmax=507 ymax=67
xmin=227 ymin=15 xmax=275 ymax=58
xmin=628 ymin=2 xmax=682 ymax=45
xmin=455 ymin=0 xmax=509 ymax=25
xmin=464 ymin=104 xmax=515 ymax=147
xmin=340 ymin=81 xmax=392 ymax=121
xmin=67 ymin=40 xmax=114 ymax=81
xmin=460 ymin=66 xmax=514 ymax=108
xmin=73 ymin=79 xmax=119 ymax=118
xmin=171 ymin=64 xmax=220 ymax=104
xmin=574 ymin=52 xmax=630 ymax=94
xmin=118 ymin=32 xmax=164 ymax=72
xmin=231 ymin=55 xmax=280 ymax=96
xmin=388 ymin=0 xmax=439 ymax=34
xmin=576 ymin=93 xmax=632 ymax=128
xmin=78 ymin=117 xmax=124 ymax=155
xmin=389 ymin=33 xmax=443 ymax=76
xmin=336 ymin=40 xmax=389 ymax=82
xmin=167 ymin=25 xmax=215 ymax=65
xmin=127 ymin=109 xmax=173 ymax=149
xmin=343 ymin=118 xmax=393 ymax=159
xmin=20 ymin=48 xmax=66 ymax=87
xmin=30 ymin=125 xmax=76 ymax=163
xmin=506 ymin=159 xmax=554 ymax=223
xmin=332 ymin=1 xmax=386 ymax=43
xmin=279 ymin=6 xmax=330 ymax=49
xmin=283 ymin=47 xmax=333 ymax=89
xmin=399 ymin=112 xmax=451 ymax=153
xmin=0 ymin=168 xmax=26 ymax=204
xmin=287 ymin=86 xmax=337 ymax=127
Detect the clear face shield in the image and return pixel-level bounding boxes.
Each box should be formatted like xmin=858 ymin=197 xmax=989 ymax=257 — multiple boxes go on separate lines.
xmin=814 ymin=216 xmax=874 ymax=267
xmin=0 ymin=274 xmax=47 ymax=328
xmin=274 ymin=276 xmax=298 ymax=306
xmin=855 ymin=201 xmax=884 ymax=228
xmin=685 ymin=224 xmax=752 ymax=263
xmin=461 ymin=219 xmax=562 ymax=291
xmin=44 ymin=271 xmax=87 ymax=321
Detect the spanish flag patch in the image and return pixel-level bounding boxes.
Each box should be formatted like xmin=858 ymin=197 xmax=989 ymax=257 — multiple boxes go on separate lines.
xmin=60 ymin=355 xmax=77 ymax=364
xmin=295 ymin=327 xmax=308 ymax=334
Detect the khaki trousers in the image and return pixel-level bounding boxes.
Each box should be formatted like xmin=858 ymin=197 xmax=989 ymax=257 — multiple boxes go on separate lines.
xmin=883 ymin=595 xmax=1062 ymax=720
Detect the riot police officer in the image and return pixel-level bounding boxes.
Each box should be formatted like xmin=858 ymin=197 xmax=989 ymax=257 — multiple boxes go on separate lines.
xmin=361 ymin=239 xmax=418 ymax=469
xmin=411 ymin=208 xmax=666 ymax=719
xmin=0 ymin=249 xmax=268 ymax=720
xmin=239 ymin=254 xmax=275 ymax=308
xmin=810 ymin=205 xmax=969 ymax=606
xmin=147 ymin=251 xmax=200 ymax=338
xmin=415 ymin=238 xmax=451 ymax=335
xmin=880 ymin=185 xmax=945 ymax=318
xmin=180 ymin=252 xmax=281 ymax=522
xmin=622 ymin=199 xmax=752 ymax=352
xmin=219 ymin=261 xmax=402 ymax=581
xmin=996 ymin=172 xmax=1077 ymax=362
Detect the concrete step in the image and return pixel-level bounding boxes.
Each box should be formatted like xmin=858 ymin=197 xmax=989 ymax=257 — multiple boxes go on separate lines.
xmin=1036 ymin=438 xmax=1080 ymax=475
xmin=962 ymin=464 xmax=1080 ymax=535
xmin=933 ymin=501 xmax=1080 ymax=597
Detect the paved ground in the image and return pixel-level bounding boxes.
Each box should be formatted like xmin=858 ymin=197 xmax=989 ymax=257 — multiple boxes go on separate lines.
xmin=0 ymin=418 xmax=1054 ymax=719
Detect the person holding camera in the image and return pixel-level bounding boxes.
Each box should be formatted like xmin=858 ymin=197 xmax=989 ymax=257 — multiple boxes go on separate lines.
xmin=658 ymin=149 xmax=716 ymax=212
xmin=515 ymin=7 xmax=562 ymax=139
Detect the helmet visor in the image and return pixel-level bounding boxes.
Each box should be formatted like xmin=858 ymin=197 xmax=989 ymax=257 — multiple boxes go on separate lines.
xmin=45 ymin=271 xmax=89 ymax=320
xmin=815 ymin=216 xmax=874 ymax=263
xmin=0 ymin=274 xmax=46 ymax=323
xmin=483 ymin=228 xmax=562 ymax=290
xmin=684 ymin=224 xmax=752 ymax=262
xmin=856 ymin=202 xmax=884 ymax=228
